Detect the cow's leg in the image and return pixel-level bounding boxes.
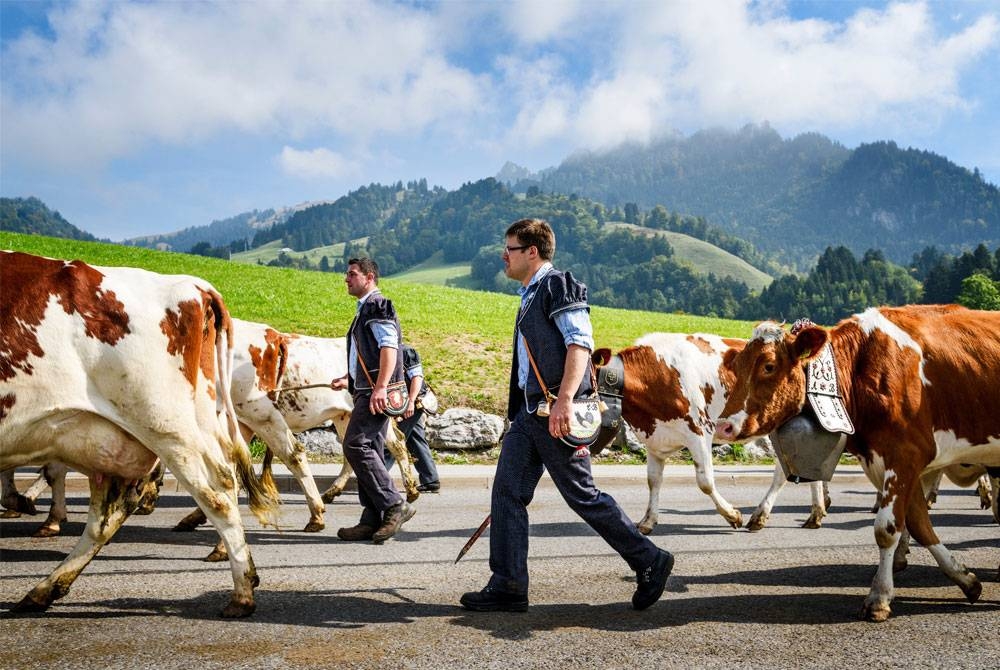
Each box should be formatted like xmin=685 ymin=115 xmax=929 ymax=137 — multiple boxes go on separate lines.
xmin=905 ymin=484 xmax=982 ymax=604
xmin=33 ymin=463 xmax=69 ymax=538
xmin=13 ymin=474 xmax=145 ymax=612
xmin=975 ymin=474 xmax=992 ymax=512
xmin=255 ymin=424 xmax=326 ymax=532
xmin=164 ymin=457 xmax=260 ymax=618
xmin=386 ymin=422 xmax=419 ymax=503
xmin=747 ymin=462 xmax=785 ymax=531
xmin=802 ymin=481 xmax=829 ymax=529
xmin=637 ymin=450 xmax=665 ymax=535
xmin=924 ymin=469 xmax=944 ymax=508
xmin=989 ymin=472 xmax=999 ymax=526
xmin=134 ymin=460 xmax=165 ymax=515
xmin=1 ymin=468 xmax=37 ymax=517
xmin=864 ymin=472 xmax=904 ymax=622
xmin=690 ymin=439 xmax=741 ymax=528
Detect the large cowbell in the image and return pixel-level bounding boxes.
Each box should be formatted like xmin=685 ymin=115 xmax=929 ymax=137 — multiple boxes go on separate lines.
xmin=771 ymin=410 xmax=847 ymax=483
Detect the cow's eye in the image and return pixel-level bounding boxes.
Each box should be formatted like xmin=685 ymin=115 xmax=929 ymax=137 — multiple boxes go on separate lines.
xmin=762 ymin=362 xmax=776 ymax=375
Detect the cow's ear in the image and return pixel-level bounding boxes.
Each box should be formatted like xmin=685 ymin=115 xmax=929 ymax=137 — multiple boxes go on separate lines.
xmin=722 ymin=347 xmax=738 ymax=369
xmin=593 ymin=348 xmax=611 ymax=366
xmin=792 ymin=327 xmax=827 ymax=361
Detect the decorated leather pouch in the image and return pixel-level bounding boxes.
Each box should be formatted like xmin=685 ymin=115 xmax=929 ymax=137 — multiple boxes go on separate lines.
xmin=523 ymin=336 xmax=604 ymax=449
xmin=354 ymin=335 xmax=409 ymax=418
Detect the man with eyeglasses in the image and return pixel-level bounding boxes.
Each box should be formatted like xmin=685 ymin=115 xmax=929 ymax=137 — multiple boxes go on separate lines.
xmin=330 ymin=257 xmax=415 ymax=544
xmin=460 ymin=218 xmax=674 ymax=613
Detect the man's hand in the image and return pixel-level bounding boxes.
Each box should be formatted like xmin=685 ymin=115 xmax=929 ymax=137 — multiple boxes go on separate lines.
xmin=370 ymin=385 xmax=388 ymax=415
xmin=549 ymin=395 xmax=574 ymax=440
xmin=330 ymin=375 xmax=348 ymax=391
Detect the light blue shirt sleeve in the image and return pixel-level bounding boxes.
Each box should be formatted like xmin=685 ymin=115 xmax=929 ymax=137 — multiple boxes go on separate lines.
xmin=370 ymin=321 xmax=399 ymax=349
xmin=554 ymin=307 xmax=594 ymax=351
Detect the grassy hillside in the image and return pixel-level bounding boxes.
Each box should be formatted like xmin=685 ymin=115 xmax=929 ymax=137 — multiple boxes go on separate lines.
xmin=230 ymin=238 xmax=357 ymax=266
xmin=606 ymin=223 xmax=773 ymax=292
xmin=387 ymin=251 xmax=472 ymax=286
xmin=2 ymin=232 xmax=757 ymax=415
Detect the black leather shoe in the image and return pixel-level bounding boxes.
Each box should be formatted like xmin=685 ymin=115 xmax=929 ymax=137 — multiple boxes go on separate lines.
xmin=632 ymin=549 xmax=674 ymax=610
xmin=460 ymin=586 xmax=529 ymax=612
xmin=372 ymin=502 xmax=415 ymax=544
xmin=417 ymin=481 xmax=440 ymax=493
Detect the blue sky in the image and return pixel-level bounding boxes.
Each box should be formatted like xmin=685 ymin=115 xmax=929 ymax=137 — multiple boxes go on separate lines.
xmin=2 ymin=0 xmax=998 ymax=241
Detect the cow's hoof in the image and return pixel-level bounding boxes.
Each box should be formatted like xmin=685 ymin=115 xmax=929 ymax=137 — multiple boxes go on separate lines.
xmin=960 ymin=577 xmax=982 ymax=604
xmin=406 ymin=490 xmax=420 ymax=503
xmin=12 ymin=593 xmax=50 ymax=613
xmin=302 ymin=519 xmax=325 ymax=533
xmin=173 ymin=510 xmax=207 ymax=532
xmin=802 ymin=514 xmax=823 ymax=529
xmin=0 ymin=509 xmax=23 ymax=519
xmin=203 ymin=548 xmax=229 ymax=563
xmin=32 ymin=524 xmax=61 ymax=538
xmin=745 ymin=513 xmax=767 ymax=532
xmin=861 ymin=603 xmax=891 ymax=622
xmin=727 ymin=511 xmax=743 ymax=529
xmin=320 ymin=489 xmax=341 ymax=504
xmin=3 ymin=495 xmax=36 ymax=516
xmin=221 ymin=599 xmax=255 ymax=618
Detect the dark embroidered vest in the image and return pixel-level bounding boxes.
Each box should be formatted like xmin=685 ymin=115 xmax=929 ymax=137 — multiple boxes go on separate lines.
xmin=507 ymin=269 xmax=594 ymax=420
xmin=347 ymin=292 xmax=404 ymax=393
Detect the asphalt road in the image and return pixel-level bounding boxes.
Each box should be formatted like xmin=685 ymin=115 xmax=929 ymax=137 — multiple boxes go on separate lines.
xmin=1 ymin=465 xmax=997 ymax=669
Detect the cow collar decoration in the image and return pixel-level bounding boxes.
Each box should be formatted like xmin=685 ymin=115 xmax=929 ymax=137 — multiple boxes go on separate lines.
xmin=792 ymin=319 xmax=854 ymax=435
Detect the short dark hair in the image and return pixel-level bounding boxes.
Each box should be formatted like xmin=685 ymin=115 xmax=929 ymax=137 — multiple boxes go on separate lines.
xmin=505 ymin=218 xmax=555 ymax=260
xmin=348 ymin=257 xmax=379 ymax=283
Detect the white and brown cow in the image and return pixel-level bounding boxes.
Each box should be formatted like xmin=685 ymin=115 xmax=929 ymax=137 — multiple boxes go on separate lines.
xmin=595 ymin=332 xmax=829 ymax=534
xmin=0 ymin=250 xmax=279 ymax=617
xmin=714 ymin=305 xmax=1000 ymax=621
xmin=172 ymin=318 xmax=417 ymax=541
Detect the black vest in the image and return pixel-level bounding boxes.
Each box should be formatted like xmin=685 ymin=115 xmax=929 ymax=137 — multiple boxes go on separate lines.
xmin=507 ymin=268 xmax=595 ymax=420
xmin=347 ymin=292 xmax=404 ymax=393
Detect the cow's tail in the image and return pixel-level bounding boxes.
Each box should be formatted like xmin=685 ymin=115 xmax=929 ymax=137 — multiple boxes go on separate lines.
xmin=208 ymin=289 xmax=281 ymax=527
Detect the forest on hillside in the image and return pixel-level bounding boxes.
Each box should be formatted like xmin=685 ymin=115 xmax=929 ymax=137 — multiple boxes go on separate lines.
xmin=522 ymin=125 xmax=999 ymax=268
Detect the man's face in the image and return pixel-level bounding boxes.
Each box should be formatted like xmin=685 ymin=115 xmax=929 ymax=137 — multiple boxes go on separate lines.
xmin=502 ymin=235 xmax=533 ymax=284
xmin=345 ymin=264 xmax=373 ymax=298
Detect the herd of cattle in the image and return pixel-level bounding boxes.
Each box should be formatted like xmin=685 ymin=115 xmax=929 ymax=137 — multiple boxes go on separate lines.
xmin=1 ymin=250 xmax=998 ymax=623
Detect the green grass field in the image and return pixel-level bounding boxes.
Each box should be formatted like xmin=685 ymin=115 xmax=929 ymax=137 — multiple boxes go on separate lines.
xmin=2 ymin=232 xmax=758 ymax=415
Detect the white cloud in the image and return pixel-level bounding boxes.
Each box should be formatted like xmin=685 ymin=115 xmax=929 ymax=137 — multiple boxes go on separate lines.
xmin=1 ymin=0 xmax=997 ymax=179
xmin=279 ymin=146 xmax=358 ymax=180
xmin=0 ymin=1 xmax=484 ymax=171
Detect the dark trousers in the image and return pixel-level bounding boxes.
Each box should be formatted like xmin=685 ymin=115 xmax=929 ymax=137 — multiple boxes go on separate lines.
xmin=487 ymin=408 xmax=660 ymax=595
xmin=343 ymin=392 xmax=404 ymax=526
xmin=384 ymin=410 xmax=440 ymax=486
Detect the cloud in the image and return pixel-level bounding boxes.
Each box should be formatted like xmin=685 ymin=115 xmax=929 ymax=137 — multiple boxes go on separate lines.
xmin=279 ymin=146 xmax=358 ymax=180
xmin=1 ymin=1 xmax=484 ymax=171
xmin=1 ymin=0 xmax=997 ymax=177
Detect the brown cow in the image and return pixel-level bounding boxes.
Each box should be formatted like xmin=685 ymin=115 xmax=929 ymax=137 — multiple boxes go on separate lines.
xmin=714 ymin=305 xmax=1000 ymax=621
xmin=0 ymin=251 xmax=279 ymax=617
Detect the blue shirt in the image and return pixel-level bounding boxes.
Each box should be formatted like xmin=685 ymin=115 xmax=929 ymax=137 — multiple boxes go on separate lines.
xmin=516 ymin=262 xmax=593 ymax=390
xmin=348 ymin=289 xmax=399 ymax=383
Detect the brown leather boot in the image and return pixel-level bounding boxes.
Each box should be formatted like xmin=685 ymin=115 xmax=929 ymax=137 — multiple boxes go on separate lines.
xmin=337 ymin=523 xmax=376 ymax=541
xmin=372 ymin=502 xmax=415 ymax=544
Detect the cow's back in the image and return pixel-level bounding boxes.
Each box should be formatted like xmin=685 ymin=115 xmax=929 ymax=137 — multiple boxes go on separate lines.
xmin=624 ymin=332 xmax=744 ymax=442
xmin=0 ymin=251 xmax=230 ymax=474
xmin=231 ymin=319 xmax=351 ymax=433
xmin=850 ymin=306 xmax=1000 ymax=467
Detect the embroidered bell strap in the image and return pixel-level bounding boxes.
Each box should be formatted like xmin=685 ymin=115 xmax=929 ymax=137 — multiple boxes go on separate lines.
xmin=806 ymin=343 xmax=855 ymax=435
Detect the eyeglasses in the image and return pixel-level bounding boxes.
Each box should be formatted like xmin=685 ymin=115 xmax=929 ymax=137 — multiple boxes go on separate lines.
xmin=503 ymin=245 xmax=530 ymax=255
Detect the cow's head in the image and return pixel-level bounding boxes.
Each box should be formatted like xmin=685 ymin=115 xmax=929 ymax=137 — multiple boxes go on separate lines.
xmin=714 ymin=321 xmax=827 ymax=441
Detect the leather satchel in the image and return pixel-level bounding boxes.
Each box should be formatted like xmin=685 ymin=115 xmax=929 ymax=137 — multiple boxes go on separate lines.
xmin=522 ymin=336 xmax=604 ymax=449
xmin=354 ymin=335 xmax=409 ymax=418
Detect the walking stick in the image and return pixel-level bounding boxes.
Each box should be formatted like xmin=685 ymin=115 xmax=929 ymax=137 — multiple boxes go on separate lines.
xmin=266 ymin=383 xmax=334 ymax=401
xmin=454 ymin=514 xmax=491 ymax=564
